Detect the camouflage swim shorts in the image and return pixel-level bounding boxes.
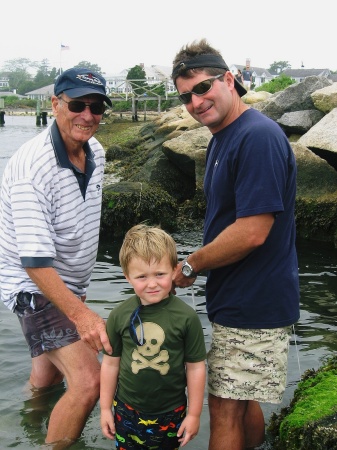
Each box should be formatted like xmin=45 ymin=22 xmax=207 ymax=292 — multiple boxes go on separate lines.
xmin=207 ymin=324 xmax=292 ymax=403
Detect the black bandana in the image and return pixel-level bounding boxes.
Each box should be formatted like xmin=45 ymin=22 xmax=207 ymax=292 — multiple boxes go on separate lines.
xmin=172 ymin=54 xmax=229 ymax=78
xmin=171 ymin=53 xmax=247 ymax=97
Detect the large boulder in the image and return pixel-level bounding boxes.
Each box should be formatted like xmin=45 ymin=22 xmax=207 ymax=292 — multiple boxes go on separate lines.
xmin=298 ymin=108 xmax=337 ymax=170
xmin=257 ymin=76 xmax=332 ymax=121
xmin=311 ymin=82 xmax=337 ymax=113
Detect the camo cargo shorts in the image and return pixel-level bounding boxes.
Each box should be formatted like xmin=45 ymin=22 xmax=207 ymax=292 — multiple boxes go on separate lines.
xmin=207 ymin=323 xmax=292 ymax=403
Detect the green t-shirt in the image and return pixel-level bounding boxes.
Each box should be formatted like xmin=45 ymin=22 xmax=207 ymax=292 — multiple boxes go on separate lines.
xmin=104 ymin=293 xmax=206 ymax=414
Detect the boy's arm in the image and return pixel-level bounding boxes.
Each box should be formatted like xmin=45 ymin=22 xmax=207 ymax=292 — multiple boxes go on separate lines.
xmin=177 ymin=360 xmax=206 ymax=447
xmin=100 ymin=354 xmax=120 ymax=440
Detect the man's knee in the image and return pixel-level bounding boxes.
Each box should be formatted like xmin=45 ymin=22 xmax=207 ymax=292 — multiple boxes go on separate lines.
xmin=30 ymin=354 xmax=64 ymax=388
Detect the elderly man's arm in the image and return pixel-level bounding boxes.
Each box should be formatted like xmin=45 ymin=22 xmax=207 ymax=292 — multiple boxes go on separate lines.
xmin=25 ymin=266 xmax=112 ymax=355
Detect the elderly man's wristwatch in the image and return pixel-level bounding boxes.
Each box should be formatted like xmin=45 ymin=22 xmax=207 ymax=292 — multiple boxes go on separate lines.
xmin=181 ymin=259 xmax=197 ymax=278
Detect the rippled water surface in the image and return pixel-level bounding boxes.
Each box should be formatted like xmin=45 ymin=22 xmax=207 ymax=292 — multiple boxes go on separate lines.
xmin=0 ymin=116 xmax=337 ymax=449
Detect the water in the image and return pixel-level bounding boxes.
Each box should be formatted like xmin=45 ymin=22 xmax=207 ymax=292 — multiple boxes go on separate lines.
xmin=0 ymin=116 xmax=337 ymax=449
xmin=0 ymin=114 xmax=53 ymax=180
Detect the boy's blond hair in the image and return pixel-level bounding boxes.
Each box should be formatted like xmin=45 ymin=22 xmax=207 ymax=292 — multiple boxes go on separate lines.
xmin=119 ymin=224 xmax=178 ymax=275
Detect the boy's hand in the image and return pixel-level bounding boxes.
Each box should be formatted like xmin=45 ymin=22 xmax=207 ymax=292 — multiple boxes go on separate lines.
xmin=100 ymin=409 xmax=116 ymax=440
xmin=177 ymin=414 xmax=200 ymax=446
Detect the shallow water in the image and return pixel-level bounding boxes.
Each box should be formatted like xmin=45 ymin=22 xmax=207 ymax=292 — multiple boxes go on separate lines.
xmin=0 ymin=116 xmax=337 ymax=449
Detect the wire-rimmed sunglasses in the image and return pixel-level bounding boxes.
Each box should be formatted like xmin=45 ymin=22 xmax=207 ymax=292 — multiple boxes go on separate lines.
xmin=178 ymin=73 xmax=225 ymax=105
xmin=129 ymin=305 xmax=144 ymax=346
xmin=58 ymin=96 xmax=106 ymax=115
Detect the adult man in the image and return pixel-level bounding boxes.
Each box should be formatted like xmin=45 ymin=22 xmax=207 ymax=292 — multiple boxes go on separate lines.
xmin=172 ymin=39 xmax=300 ymax=450
xmin=242 ymin=65 xmax=253 ymax=90
xmin=0 ymin=67 xmax=113 ymax=447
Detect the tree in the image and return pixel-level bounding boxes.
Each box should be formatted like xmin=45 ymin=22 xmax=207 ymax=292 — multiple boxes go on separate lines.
xmin=268 ymin=61 xmax=291 ymax=74
xmin=127 ymin=65 xmax=148 ymax=96
xmin=255 ymin=73 xmax=295 ymax=94
xmin=74 ymin=61 xmax=102 ymax=74
xmin=126 ymin=65 xmax=148 ymax=121
xmin=1 ymin=58 xmax=33 ymax=94
xmin=34 ymin=60 xmax=58 ymax=89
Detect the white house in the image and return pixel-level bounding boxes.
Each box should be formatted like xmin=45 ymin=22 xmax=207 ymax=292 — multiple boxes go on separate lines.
xmin=0 ymin=76 xmax=9 ymax=89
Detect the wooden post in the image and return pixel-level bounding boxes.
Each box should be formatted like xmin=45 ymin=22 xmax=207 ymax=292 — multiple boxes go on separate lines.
xmin=41 ymin=111 xmax=48 ymax=125
xmin=132 ymin=96 xmax=138 ymax=122
xmin=0 ymin=98 xmax=4 ymax=125
xmin=36 ymin=99 xmax=41 ymax=126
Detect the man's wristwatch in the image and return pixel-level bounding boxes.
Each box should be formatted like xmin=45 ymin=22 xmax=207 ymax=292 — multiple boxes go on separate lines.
xmin=181 ymin=259 xmax=198 ymax=278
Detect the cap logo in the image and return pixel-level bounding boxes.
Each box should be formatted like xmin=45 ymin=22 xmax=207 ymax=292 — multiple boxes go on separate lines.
xmin=76 ymin=74 xmax=103 ymax=86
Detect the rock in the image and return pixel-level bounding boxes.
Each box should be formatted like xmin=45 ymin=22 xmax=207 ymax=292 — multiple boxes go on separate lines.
xmin=259 ymin=76 xmax=332 ymax=121
xmin=311 ymin=82 xmax=337 ymax=113
xmin=100 ymin=181 xmax=178 ymax=239
xmin=242 ymin=90 xmax=273 ymax=104
xmin=277 ymin=110 xmax=325 ymax=135
xmin=298 ymin=108 xmax=337 ymax=170
xmin=268 ymin=356 xmax=337 ymax=450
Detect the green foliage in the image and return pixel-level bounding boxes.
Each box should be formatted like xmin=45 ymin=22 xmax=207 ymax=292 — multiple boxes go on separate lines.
xmin=0 ymin=95 xmax=37 ymax=109
xmin=127 ymin=65 xmax=148 ymax=96
xmin=73 ymin=61 xmax=102 ymax=74
xmin=110 ymin=100 xmax=133 ymax=112
xmin=268 ymin=60 xmax=291 ymax=73
xmin=0 ymin=57 xmax=102 ymax=95
xmin=255 ymin=74 xmax=295 ymax=94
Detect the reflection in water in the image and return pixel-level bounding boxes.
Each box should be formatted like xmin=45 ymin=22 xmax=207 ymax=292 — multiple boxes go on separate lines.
xmin=20 ymin=384 xmax=66 ymax=447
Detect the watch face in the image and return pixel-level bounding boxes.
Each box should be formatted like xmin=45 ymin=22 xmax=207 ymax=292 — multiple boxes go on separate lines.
xmin=182 ymin=264 xmax=192 ymax=277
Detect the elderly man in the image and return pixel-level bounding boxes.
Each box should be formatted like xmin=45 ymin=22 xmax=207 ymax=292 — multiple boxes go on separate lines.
xmin=0 ymin=67 xmax=113 ymax=448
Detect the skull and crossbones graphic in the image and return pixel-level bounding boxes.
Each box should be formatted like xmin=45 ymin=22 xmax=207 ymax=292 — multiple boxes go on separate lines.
xmin=131 ymin=322 xmax=170 ymax=375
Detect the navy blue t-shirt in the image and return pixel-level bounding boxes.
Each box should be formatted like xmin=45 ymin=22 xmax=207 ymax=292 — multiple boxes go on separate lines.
xmin=203 ymin=108 xmax=300 ymax=328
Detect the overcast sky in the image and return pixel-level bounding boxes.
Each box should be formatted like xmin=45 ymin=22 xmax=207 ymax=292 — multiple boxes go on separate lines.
xmin=1 ymin=0 xmax=335 ymax=75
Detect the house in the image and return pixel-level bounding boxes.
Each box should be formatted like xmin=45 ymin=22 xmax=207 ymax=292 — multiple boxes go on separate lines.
xmin=282 ymin=68 xmax=331 ymax=83
xmin=0 ymin=76 xmax=10 ymax=89
xmin=25 ymin=84 xmax=54 ymax=100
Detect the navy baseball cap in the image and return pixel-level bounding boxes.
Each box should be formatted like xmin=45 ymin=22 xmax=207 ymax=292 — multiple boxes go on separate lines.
xmin=54 ymin=67 xmax=112 ymax=106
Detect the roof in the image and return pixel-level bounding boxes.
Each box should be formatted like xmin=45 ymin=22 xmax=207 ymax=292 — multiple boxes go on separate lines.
xmin=282 ymin=68 xmax=330 ymax=78
xmin=25 ymin=84 xmax=54 ymax=96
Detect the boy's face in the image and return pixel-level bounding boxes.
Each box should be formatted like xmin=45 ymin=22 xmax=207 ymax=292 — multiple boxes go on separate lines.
xmin=125 ymin=255 xmax=177 ymax=306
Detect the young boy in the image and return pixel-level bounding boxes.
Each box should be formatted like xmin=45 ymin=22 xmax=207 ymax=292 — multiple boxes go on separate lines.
xmin=100 ymin=224 xmax=206 ymax=449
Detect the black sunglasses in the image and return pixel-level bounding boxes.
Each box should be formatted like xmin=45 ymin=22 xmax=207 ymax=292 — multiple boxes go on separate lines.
xmin=58 ymin=96 xmax=106 ymax=115
xmin=178 ymin=73 xmax=225 ymax=105
xmin=129 ymin=305 xmax=144 ymax=346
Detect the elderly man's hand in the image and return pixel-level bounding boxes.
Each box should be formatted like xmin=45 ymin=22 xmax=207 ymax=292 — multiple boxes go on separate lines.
xmin=75 ymin=308 xmax=112 ymax=355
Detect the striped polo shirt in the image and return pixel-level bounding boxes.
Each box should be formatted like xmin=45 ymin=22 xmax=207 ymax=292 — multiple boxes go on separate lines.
xmin=0 ymin=121 xmax=105 ymax=311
